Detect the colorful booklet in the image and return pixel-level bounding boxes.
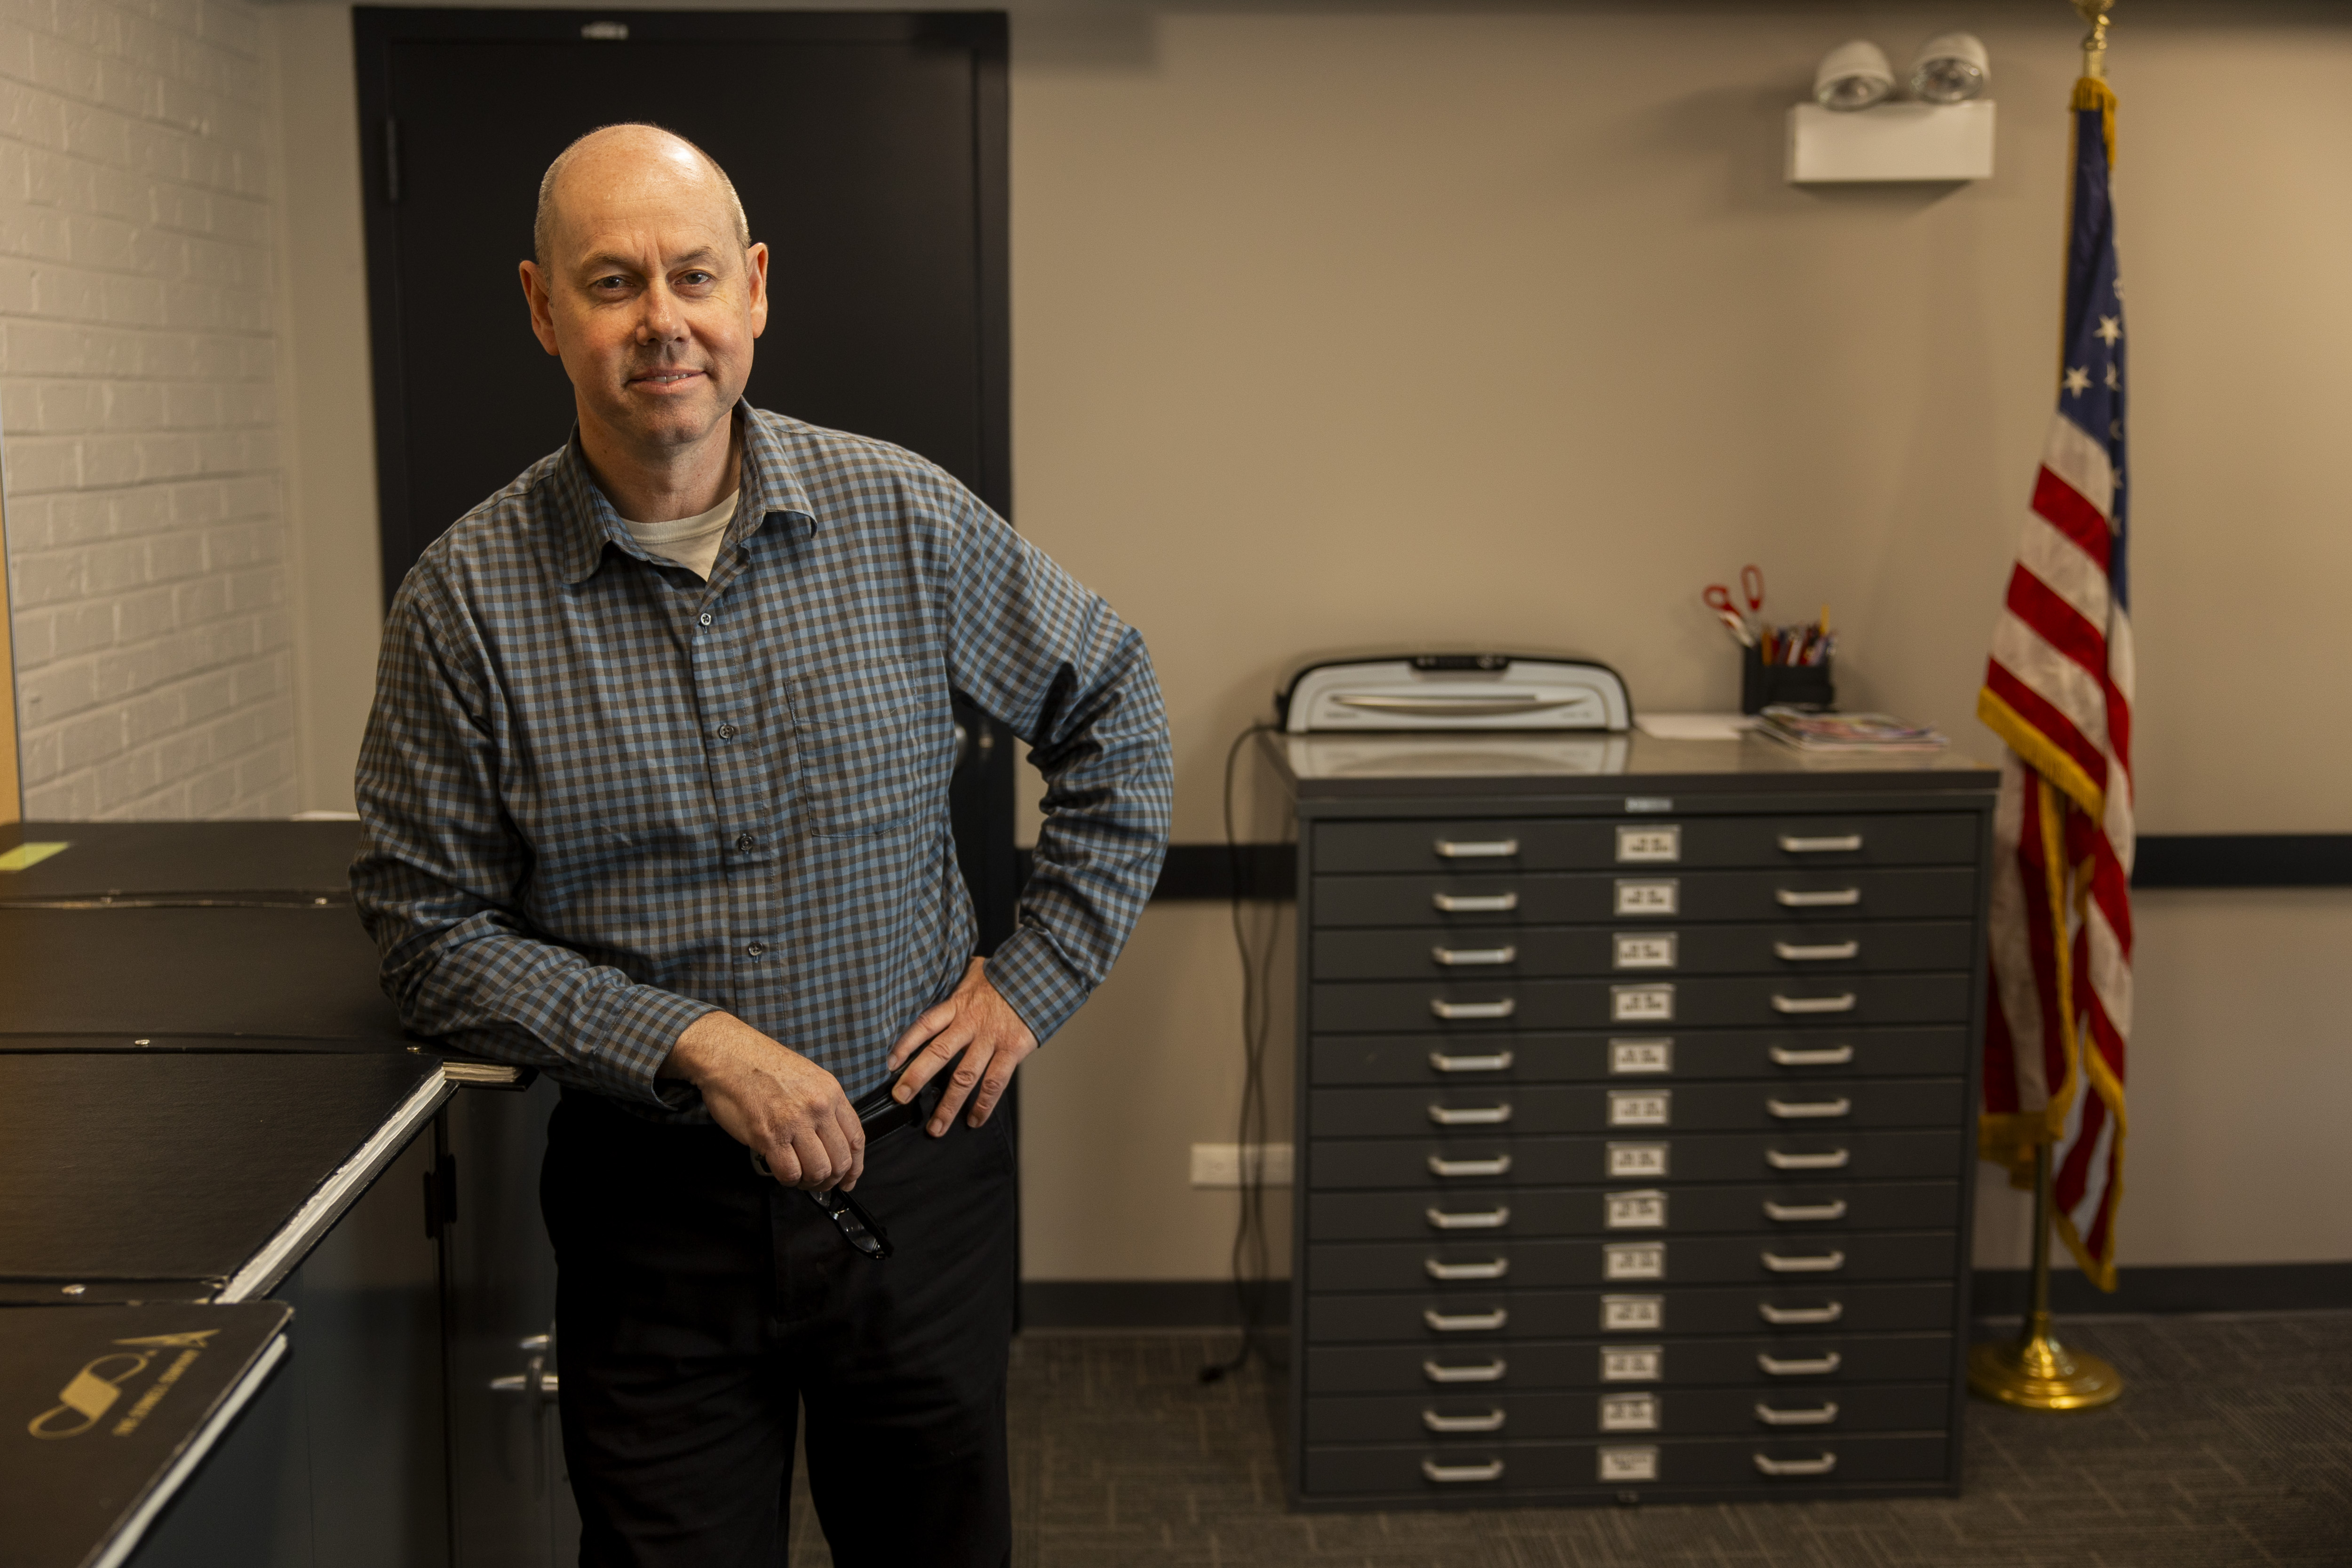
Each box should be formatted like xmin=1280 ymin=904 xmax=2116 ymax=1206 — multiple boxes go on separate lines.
xmin=1756 ymin=705 xmax=1949 ymax=752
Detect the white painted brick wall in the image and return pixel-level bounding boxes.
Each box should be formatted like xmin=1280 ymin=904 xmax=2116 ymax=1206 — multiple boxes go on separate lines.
xmin=0 ymin=0 xmax=296 ymax=819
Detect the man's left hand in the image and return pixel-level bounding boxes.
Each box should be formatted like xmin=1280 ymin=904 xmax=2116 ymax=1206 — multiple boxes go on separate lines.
xmin=888 ymin=958 xmax=1037 ymax=1134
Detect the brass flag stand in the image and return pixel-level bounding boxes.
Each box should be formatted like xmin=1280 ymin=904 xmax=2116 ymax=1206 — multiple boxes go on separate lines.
xmin=1968 ymin=1146 xmax=2122 ymax=1409
xmin=1969 ymin=0 xmax=2127 ymax=1415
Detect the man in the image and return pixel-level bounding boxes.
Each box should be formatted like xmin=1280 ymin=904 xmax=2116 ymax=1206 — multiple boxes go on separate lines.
xmin=352 ymin=124 xmax=1170 ymax=1566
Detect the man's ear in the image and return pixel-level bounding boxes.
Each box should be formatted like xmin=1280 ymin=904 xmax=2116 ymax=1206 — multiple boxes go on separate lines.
xmin=519 ymin=260 xmax=563 ymax=357
xmin=745 ymin=242 xmax=770 ymax=340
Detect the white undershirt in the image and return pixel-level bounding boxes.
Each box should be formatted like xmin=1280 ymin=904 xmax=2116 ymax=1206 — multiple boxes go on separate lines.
xmin=622 ymin=491 xmax=738 ymax=581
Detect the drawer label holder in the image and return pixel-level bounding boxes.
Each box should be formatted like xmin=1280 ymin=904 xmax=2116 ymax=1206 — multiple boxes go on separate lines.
xmin=1598 ymin=1444 xmax=1661 ymax=1482
xmin=1603 ymin=1242 xmax=1666 ymax=1281
xmin=1607 ymin=1090 xmax=1671 ymax=1128
xmin=1613 ymin=933 xmax=1678 ymax=970
xmin=1605 ymin=1190 xmax=1668 ymax=1230
xmin=1599 ymin=1393 xmax=1661 ymax=1433
xmin=1600 ymin=1294 xmax=1664 ymax=1332
xmin=1615 ymin=825 xmax=1681 ymax=863
xmin=1611 ymin=984 xmax=1675 ymax=1023
xmin=1609 ymin=1038 xmax=1673 ymax=1075
xmin=1606 ymin=1140 xmax=1669 ymax=1179
xmin=1614 ymin=878 xmax=1679 ymax=916
xmin=1600 ymin=1344 xmax=1663 ymax=1382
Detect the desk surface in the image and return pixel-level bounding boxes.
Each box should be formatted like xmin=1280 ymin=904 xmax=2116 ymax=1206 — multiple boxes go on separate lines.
xmin=0 ymin=820 xmax=361 ymax=904
xmin=0 ymin=1051 xmax=445 ymax=1300
xmin=0 ymin=1301 xmax=294 ymax=1568
xmin=1269 ymin=730 xmax=1998 ymax=800
xmin=0 ymin=904 xmax=402 ymax=1042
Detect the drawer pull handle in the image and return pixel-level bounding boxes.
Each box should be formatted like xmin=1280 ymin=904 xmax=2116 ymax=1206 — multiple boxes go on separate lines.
xmin=1434 ymin=945 xmax=1518 ymax=967
xmin=1755 ymin=1401 xmax=1840 ymax=1426
xmin=1421 ymin=1457 xmax=1506 ymax=1483
xmin=1778 ymin=835 xmax=1863 ymax=854
xmin=1431 ymin=998 xmax=1517 ymax=1021
xmin=1762 ymin=1250 xmax=1847 ymax=1274
xmin=1757 ymin=1301 xmax=1844 ymax=1325
xmin=1770 ymin=1044 xmax=1854 ymax=1067
xmin=1753 ymin=1451 xmax=1839 ymax=1477
xmin=1429 ymin=1104 xmax=1513 ymax=1126
xmin=1776 ymin=887 xmax=1861 ymax=907
xmin=1429 ymin=1154 xmax=1512 ymax=1178
xmin=1425 ymin=1257 xmax=1510 ymax=1281
xmin=1426 ymin=1205 xmax=1510 ymax=1230
xmin=1767 ymin=1097 xmax=1853 ymax=1120
xmin=1433 ymin=891 xmax=1519 ymax=913
xmin=1758 ymin=1352 xmax=1843 ymax=1376
xmin=1765 ymin=1148 xmax=1851 ymax=1170
xmin=1424 ymin=1308 xmax=1509 ymax=1332
xmin=1771 ymin=993 xmax=1857 ymax=1015
xmin=1773 ymin=940 xmax=1859 ymax=962
xmin=1423 ymin=1357 xmax=1507 ymax=1384
xmin=1430 ymin=1049 xmax=1514 ymax=1074
xmin=1764 ymin=1199 xmax=1848 ymax=1222
xmin=1435 ymin=838 xmax=1520 ymax=860
xmin=1422 ymin=1407 xmax=1508 ymax=1433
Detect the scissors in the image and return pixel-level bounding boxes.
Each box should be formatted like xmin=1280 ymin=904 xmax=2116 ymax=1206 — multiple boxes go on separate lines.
xmin=1702 ymin=565 xmax=1766 ymax=645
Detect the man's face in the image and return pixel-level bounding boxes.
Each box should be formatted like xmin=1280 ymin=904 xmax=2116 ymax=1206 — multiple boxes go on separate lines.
xmin=522 ymin=136 xmax=769 ymax=459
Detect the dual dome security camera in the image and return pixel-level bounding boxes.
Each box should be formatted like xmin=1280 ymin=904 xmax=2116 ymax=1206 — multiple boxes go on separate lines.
xmin=1814 ymin=32 xmax=1990 ymax=112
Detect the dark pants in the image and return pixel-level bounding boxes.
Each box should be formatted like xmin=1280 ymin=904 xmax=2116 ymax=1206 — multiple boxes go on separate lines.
xmin=542 ymin=1087 xmax=1016 ymax=1568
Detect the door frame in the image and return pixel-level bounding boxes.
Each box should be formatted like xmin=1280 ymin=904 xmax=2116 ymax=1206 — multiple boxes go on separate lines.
xmin=350 ymin=6 xmax=1012 ymax=601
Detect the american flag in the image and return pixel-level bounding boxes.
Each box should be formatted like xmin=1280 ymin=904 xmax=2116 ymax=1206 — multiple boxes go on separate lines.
xmin=1977 ymin=75 xmax=2132 ymax=1291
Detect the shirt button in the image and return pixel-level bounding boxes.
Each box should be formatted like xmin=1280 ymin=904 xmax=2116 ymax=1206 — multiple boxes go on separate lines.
xmin=715 ymin=724 xmax=737 ymax=740
xmin=698 ymin=611 xmax=714 ymax=627
xmin=735 ymin=832 xmax=756 ymax=852
xmin=746 ymin=941 xmax=765 ymax=957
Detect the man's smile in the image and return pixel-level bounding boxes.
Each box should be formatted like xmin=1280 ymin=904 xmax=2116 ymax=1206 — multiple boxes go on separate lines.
xmin=629 ymin=366 xmax=707 ymax=390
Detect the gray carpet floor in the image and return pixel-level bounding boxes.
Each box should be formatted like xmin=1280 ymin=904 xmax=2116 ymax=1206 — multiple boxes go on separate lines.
xmin=789 ymin=1313 xmax=2352 ymax=1567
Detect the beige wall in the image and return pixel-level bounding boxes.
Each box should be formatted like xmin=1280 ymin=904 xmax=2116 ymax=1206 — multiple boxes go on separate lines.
xmin=261 ymin=2 xmax=2352 ymax=1282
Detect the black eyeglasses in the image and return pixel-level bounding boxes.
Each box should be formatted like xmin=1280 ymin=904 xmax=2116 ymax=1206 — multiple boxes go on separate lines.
xmin=748 ymin=1149 xmax=894 ymax=1260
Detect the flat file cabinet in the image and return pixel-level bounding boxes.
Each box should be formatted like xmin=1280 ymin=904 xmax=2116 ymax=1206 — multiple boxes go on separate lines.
xmin=1263 ymin=731 xmax=1998 ymax=1510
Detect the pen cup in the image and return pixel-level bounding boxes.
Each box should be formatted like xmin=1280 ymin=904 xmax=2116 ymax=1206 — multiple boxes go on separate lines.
xmin=1742 ymin=648 xmax=1835 ymax=715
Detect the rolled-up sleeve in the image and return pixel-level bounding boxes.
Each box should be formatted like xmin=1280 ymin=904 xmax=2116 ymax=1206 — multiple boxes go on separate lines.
xmin=942 ymin=494 xmax=1174 ymax=1041
xmin=350 ymin=577 xmax=715 ymax=1108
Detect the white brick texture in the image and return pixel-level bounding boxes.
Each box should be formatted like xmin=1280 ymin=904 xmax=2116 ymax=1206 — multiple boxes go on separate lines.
xmin=1 ymin=0 xmax=295 ymax=819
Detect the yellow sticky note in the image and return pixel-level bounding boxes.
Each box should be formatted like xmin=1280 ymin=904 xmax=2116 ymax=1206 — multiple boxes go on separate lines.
xmin=0 ymin=842 xmax=70 ymax=872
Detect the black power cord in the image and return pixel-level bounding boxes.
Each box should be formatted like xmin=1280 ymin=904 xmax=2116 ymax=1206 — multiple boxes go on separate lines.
xmin=1202 ymin=722 xmax=1279 ymax=1384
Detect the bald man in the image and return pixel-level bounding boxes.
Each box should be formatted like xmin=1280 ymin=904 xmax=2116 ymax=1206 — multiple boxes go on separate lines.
xmin=352 ymin=124 xmax=1171 ymax=1567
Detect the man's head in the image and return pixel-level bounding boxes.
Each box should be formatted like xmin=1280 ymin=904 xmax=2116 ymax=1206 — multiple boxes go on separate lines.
xmin=520 ymin=124 xmax=769 ymax=468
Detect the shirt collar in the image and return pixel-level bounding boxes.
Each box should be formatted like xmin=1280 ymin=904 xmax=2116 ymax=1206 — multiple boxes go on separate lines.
xmin=548 ymin=404 xmax=818 ymax=585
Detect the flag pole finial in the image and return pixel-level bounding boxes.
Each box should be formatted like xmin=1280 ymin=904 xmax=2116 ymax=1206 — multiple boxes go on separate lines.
xmin=2072 ymin=0 xmax=2116 ymax=80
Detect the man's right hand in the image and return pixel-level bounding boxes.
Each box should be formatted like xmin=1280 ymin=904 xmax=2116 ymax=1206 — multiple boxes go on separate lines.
xmin=662 ymin=1011 xmax=865 ymax=1191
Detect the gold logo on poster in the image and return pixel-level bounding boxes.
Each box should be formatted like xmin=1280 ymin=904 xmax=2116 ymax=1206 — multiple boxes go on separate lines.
xmin=26 ymin=1330 xmax=218 ymax=1441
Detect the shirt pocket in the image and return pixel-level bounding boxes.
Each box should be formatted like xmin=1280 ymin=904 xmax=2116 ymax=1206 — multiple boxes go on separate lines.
xmin=788 ymin=656 xmax=954 ymax=836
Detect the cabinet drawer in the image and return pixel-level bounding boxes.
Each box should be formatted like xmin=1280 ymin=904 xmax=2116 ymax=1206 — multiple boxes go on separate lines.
xmin=1311 ymin=1028 xmax=1970 ymax=1084
xmin=1310 ymin=1078 xmax=1964 ymax=1138
xmin=1311 ymin=1128 xmax=1967 ymax=1187
xmin=1313 ymin=868 xmax=1981 ymax=928
xmin=1316 ymin=815 xmax=1979 ymax=874
xmin=1313 ymin=922 xmax=1973 ymax=981
xmin=1308 ymin=1260 xmax=1955 ymax=1340
xmin=1300 ymin=1433 xmax=1947 ymax=1497
xmin=1303 ymin=1381 xmax=1951 ymax=1444
xmin=1306 ymin=1332 xmax=1956 ymax=1393
xmin=1312 ymin=1181 xmax=1958 ymax=1241
xmin=1309 ymin=1230 xmax=1960 ymax=1292
xmin=1314 ymin=974 xmax=1972 ymax=1032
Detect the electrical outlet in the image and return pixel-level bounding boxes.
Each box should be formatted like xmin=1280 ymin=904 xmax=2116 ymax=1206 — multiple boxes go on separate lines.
xmin=1190 ymin=1142 xmax=1294 ymax=1188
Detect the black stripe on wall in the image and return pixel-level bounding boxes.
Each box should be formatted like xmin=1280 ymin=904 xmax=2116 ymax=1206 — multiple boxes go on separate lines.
xmin=1017 ymin=836 xmax=2352 ymax=901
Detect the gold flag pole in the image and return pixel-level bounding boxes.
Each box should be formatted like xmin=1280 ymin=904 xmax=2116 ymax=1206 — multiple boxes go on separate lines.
xmin=1969 ymin=1145 xmax=2122 ymax=1408
xmin=1970 ymin=0 xmax=2127 ymax=1415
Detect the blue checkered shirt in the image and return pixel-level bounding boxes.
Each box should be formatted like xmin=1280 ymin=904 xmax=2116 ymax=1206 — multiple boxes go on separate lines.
xmin=352 ymin=405 xmax=1172 ymax=1118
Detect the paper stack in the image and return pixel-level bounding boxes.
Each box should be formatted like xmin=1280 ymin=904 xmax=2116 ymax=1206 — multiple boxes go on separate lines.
xmin=1756 ymin=705 xmax=1948 ymax=753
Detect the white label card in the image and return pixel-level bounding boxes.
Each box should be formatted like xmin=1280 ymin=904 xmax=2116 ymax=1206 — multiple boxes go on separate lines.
xmin=1608 ymin=1090 xmax=1671 ymax=1128
xmin=1611 ymin=985 xmax=1675 ymax=1023
xmin=1606 ymin=1190 xmax=1668 ymax=1230
xmin=1601 ymin=1345 xmax=1663 ymax=1382
xmin=1602 ymin=1295 xmax=1664 ymax=1332
xmin=1609 ymin=1039 xmax=1673 ymax=1075
xmin=1599 ymin=1393 xmax=1661 ymax=1433
xmin=1614 ymin=879 xmax=1679 ymax=916
xmin=1615 ymin=825 xmax=1681 ymax=864
xmin=1607 ymin=1141 xmax=1670 ymax=1179
xmin=1604 ymin=1243 xmax=1666 ymax=1281
xmin=1612 ymin=933 xmax=1678 ymax=971
xmin=1598 ymin=1445 xmax=1661 ymax=1482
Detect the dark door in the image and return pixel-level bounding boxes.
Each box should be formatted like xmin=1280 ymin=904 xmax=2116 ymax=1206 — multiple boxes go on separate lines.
xmin=353 ymin=13 xmax=1017 ymax=1562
